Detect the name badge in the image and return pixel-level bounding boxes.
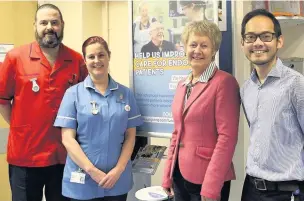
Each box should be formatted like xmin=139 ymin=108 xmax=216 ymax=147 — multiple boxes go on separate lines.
xmin=70 ymin=171 xmax=86 ymax=184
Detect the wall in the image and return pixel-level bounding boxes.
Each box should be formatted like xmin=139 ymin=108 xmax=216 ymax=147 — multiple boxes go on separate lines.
xmin=107 ymin=1 xmax=131 ymax=86
xmin=50 ymin=1 xmax=130 ymax=86
xmin=230 ymin=1 xmax=253 ymax=200
xmin=0 ymin=2 xmax=37 ymax=200
xmin=279 ymin=24 xmax=304 ymax=58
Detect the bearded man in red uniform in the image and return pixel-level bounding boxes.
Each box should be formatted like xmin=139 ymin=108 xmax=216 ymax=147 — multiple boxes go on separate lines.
xmin=0 ymin=4 xmax=87 ymax=201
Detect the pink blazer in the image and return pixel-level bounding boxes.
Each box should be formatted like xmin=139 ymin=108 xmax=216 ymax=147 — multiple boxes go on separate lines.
xmin=162 ymin=69 xmax=240 ymax=200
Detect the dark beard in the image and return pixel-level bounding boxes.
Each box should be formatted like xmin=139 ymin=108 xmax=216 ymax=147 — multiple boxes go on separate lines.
xmin=35 ymin=29 xmax=64 ymax=48
xmin=247 ymin=52 xmax=277 ymax=67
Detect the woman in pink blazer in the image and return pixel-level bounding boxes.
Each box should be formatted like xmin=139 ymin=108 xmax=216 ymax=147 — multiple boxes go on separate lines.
xmin=162 ymin=20 xmax=240 ymax=201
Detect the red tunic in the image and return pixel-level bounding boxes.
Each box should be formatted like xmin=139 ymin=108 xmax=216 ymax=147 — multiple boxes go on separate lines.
xmin=0 ymin=41 xmax=87 ymax=167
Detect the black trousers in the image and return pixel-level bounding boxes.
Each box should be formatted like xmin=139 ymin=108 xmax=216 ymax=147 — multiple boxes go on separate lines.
xmin=9 ymin=164 xmax=69 ymax=201
xmin=241 ymin=174 xmax=304 ymax=201
xmin=70 ymin=194 xmax=127 ymax=201
xmin=172 ymin=161 xmax=231 ymax=201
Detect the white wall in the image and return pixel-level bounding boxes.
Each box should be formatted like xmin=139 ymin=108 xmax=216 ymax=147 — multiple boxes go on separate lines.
xmin=279 ymin=24 xmax=304 ymax=58
xmin=230 ymin=1 xmax=253 ymax=200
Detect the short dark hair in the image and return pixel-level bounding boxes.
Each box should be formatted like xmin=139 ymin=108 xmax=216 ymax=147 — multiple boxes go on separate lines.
xmin=82 ymin=36 xmax=111 ymax=58
xmin=35 ymin=4 xmax=64 ymax=22
xmin=241 ymin=9 xmax=282 ymax=38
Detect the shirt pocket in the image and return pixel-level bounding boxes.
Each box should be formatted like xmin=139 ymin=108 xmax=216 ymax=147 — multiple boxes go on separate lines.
xmin=76 ymin=104 xmax=102 ymax=123
xmin=66 ymin=73 xmax=78 ymax=88
xmin=76 ymin=104 xmax=103 ymax=148
xmin=194 ymin=146 xmax=214 ymax=177
xmin=8 ymin=124 xmax=32 ymax=159
xmin=113 ymin=100 xmax=129 ymax=133
xmin=15 ymin=74 xmax=40 ymax=99
xmin=63 ymin=156 xmax=91 ymax=182
xmin=195 ymin=146 xmax=214 ymax=160
xmin=48 ymin=73 xmax=78 ymax=108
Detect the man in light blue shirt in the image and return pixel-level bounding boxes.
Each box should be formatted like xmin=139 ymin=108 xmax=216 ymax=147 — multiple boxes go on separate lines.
xmin=240 ymin=9 xmax=304 ymax=201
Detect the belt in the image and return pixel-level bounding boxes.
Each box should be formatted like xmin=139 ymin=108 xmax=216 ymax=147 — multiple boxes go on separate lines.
xmin=248 ymin=175 xmax=304 ymax=192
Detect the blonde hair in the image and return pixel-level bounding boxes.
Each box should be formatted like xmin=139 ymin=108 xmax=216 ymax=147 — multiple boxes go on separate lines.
xmin=181 ymin=20 xmax=222 ymax=52
xmin=138 ymin=1 xmax=148 ymax=12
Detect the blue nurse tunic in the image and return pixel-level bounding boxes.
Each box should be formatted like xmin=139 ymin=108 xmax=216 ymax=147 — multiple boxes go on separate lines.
xmin=54 ymin=75 xmax=143 ymax=200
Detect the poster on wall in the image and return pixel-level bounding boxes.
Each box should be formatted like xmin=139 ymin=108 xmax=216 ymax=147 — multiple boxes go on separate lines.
xmin=218 ymin=0 xmax=227 ymax=31
xmin=0 ymin=44 xmax=14 ymax=62
xmin=132 ymin=0 xmax=221 ymax=134
xmin=168 ymin=0 xmax=226 ymax=31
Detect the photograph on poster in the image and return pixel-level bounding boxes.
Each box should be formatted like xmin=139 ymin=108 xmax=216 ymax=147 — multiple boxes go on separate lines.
xmin=132 ymin=0 xmax=226 ymax=54
xmin=168 ymin=0 xmax=226 ymax=31
xmin=132 ymin=0 xmax=226 ymax=133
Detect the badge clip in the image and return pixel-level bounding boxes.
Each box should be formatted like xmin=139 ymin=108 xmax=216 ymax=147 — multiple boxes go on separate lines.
xmin=90 ymin=101 xmax=99 ymax=115
xmin=124 ymin=104 xmax=131 ymax=111
xmin=30 ymin=78 xmax=39 ymax=92
xmin=116 ymin=93 xmax=125 ymax=103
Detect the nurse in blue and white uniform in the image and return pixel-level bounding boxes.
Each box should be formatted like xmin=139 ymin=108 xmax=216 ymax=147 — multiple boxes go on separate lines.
xmin=54 ymin=36 xmax=143 ymax=201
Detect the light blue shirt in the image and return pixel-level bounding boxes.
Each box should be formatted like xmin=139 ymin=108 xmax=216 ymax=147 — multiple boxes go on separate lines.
xmin=54 ymin=75 xmax=143 ymax=200
xmin=241 ymin=58 xmax=304 ymax=181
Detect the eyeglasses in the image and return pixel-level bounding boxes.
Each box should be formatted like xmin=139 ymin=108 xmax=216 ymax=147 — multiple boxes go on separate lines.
xmin=243 ymin=32 xmax=276 ymax=43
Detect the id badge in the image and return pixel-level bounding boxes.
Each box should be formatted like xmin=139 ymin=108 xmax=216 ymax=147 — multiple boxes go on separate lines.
xmin=70 ymin=171 xmax=86 ymax=184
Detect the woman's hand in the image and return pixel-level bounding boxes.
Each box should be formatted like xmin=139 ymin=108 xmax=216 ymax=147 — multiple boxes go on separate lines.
xmin=87 ymin=167 xmax=106 ymax=184
xmin=98 ymin=127 xmax=135 ymax=189
xmin=163 ymin=186 xmax=174 ymax=198
xmin=98 ymin=166 xmax=124 ymax=189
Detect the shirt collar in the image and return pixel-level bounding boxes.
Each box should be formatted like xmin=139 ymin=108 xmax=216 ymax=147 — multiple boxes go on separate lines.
xmin=84 ymin=74 xmax=119 ymax=91
xmin=29 ymin=41 xmax=74 ymax=61
xmin=268 ymin=58 xmax=283 ymax=78
xmin=250 ymin=58 xmax=283 ymax=83
xmin=108 ymin=76 xmax=119 ymax=90
xmin=182 ymin=62 xmax=217 ymax=86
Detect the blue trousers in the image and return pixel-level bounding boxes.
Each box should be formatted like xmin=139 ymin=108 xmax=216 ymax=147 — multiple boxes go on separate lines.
xmin=70 ymin=194 xmax=127 ymax=201
xmin=172 ymin=161 xmax=231 ymax=201
xmin=9 ymin=164 xmax=69 ymax=201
